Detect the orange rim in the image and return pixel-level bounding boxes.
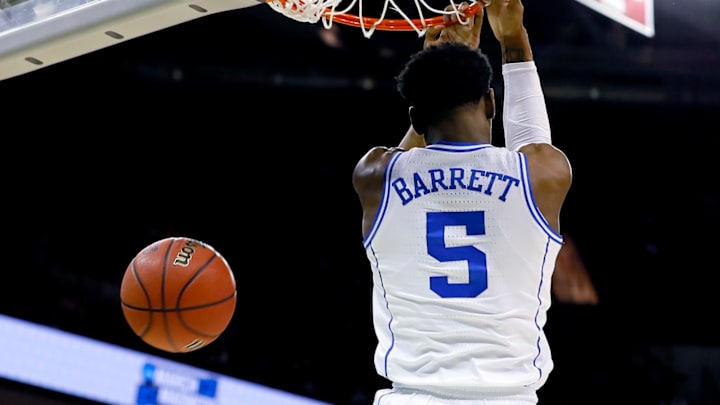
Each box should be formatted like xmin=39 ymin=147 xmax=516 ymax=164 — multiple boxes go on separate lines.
xmin=330 ymin=2 xmax=480 ymax=30
xmin=270 ymin=1 xmax=481 ymax=32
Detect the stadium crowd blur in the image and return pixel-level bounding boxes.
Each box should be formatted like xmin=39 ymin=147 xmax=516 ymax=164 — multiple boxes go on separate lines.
xmin=2 ymin=0 xmax=720 ymax=404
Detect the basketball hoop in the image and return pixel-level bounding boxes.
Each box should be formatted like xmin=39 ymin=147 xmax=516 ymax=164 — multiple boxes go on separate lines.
xmin=266 ymin=0 xmax=481 ymax=38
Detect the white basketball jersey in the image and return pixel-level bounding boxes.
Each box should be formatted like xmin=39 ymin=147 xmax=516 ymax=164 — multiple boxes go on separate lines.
xmin=363 ymin=142 xmax=563 ymax=398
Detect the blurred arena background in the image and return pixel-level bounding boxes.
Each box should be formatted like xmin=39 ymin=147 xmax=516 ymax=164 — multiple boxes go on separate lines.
xmin=1 ymin=0 xmax=719 ymax=404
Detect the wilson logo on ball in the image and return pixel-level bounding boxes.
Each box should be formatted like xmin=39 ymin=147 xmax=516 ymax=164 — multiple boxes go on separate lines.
xmin=173 ymin=239 xmax=202 ymax=267
xmin=184 ymin=339 xmax=207 ymax=351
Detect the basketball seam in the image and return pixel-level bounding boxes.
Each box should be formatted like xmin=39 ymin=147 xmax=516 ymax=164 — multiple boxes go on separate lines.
xmin=162 ymin=237 xmax=177 ymax=352
xmin=177 ymin=254 xmax=227 ymax=337
xmin=120 ymin=293 xmax=237 ymax=311
xmin=129 ymin=258 xmax=153 ymax=337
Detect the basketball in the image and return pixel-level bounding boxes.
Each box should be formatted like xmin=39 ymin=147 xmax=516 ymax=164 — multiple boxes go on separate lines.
xmin=120 ymin=237 xmax=237 ymax=353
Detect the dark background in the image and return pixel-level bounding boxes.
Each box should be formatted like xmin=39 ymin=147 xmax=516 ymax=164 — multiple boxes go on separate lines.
xmin=1 ymin=0 xmax=720 ymax=404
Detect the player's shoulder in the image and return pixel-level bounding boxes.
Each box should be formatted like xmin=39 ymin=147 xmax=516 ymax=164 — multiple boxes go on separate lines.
xmin=520 ymin=143 xmax=572 ymax=187
xmin=518 ymin=142 xmax=562 ymax=154
xmin=354 ymin=146 xmax=404 ymax=179
xmin=519 ymin=143 xmax=569 ymax=165
xmin=360 ymin=145 xmax=406 ymax=163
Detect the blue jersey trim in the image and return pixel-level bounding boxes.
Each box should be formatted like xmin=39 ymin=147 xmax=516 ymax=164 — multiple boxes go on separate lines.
xmin=518 ymin=153 xmax=563 ymax=244
xmin=363 ymin=152 xmax=403 ymax=249
xmin=531 ymin=237 xmax=552 ymax=386
xmin=369 ymin=245 xmax=396 ymax=378
xmin=426 ymin=142 xmax=493 ymax=153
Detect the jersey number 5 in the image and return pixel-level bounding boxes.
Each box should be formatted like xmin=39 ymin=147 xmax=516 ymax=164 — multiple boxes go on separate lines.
xmin=427 ymin=211 xmax=488 ymax=298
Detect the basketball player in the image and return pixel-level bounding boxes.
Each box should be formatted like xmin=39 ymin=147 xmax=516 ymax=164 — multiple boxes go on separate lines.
xmin=351 ymin=0 xmax=573 ymax=403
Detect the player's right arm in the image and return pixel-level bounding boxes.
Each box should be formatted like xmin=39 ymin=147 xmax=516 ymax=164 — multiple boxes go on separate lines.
xmin=486 ymin=0 xmax=572 ymax=233
xmin=353 ymin=146 xmax=399 ymax=238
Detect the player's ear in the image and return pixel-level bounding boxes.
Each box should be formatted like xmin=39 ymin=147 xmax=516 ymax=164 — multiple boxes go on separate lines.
xmin=485 ymin=88 xmax=496 ymax=119
xmin=409 ymin=106 xmax=428 ymax=135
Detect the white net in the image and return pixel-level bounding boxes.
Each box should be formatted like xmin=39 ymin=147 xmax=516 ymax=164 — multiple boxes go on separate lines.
xmin=267 ymin=0 xmax=341 ymax=25
xmin=266 ymin=0 xmax=478 ymax=38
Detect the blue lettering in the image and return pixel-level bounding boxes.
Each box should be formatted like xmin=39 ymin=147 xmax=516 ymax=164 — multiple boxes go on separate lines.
xmin=392 ymin=167 xmax=520 ymax=204
xmin=483 ymin=171 xmax=503 ymax=196
xmin=448 ymin=168 xmax=466 ymax=190
xmin=392 ymin=178 xmax=415 ymax=205
xmin=429 ymin=169 xmax=450 ymax=192
xmin=468 ymin=169 xmax=485 ymax=192
xmin=498 ymin=175 xmax=520 ymax=201
xmin=412 ymin=172 xmax=431 ymax=198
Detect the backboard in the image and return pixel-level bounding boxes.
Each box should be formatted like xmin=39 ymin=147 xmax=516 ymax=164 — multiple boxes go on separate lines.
xmin=574 ymin=0 xmax=654 ymax=37
xmin=0 ymin=0 xmax=262 ymax=81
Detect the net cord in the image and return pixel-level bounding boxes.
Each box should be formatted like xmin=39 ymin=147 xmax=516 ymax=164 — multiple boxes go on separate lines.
xmin=266 ymin=0 xmax=477 ymax=38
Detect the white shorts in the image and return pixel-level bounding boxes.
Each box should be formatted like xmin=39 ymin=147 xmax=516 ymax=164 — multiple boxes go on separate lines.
xmin=373 ymin=387 xmax=538 ymax=405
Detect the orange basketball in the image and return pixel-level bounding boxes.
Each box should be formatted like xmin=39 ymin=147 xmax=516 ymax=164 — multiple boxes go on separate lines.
xmin=120 ymin=237 xmax=236 ymax=353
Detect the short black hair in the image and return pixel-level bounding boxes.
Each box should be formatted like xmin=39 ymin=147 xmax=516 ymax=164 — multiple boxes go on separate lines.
xmin=396 ymin=42 xmax=493 ymax=124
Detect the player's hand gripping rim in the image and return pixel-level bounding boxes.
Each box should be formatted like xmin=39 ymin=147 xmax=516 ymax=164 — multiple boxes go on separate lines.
xmin=423 ymin=0 xmax=490 ymax=49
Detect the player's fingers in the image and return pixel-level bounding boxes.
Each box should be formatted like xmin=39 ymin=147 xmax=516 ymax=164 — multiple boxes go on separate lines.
xmin=452 ymin=1 xmax=470 ymax=24
xmin=469 ymin=4 xmax=483 ymax=37
xmin=426 ymin=25 xmax=442 ymax=40
xmin=423 ymin=25 xmax=443 ymax=48
xmin=442 ymin=3 xmax=457 ymax=25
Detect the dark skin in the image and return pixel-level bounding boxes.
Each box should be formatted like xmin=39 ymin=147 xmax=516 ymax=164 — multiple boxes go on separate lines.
xmin=353 ymin=0 xmax=572 ymax=240
xmin=553 ymin=233 xmax=600 ymax=304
